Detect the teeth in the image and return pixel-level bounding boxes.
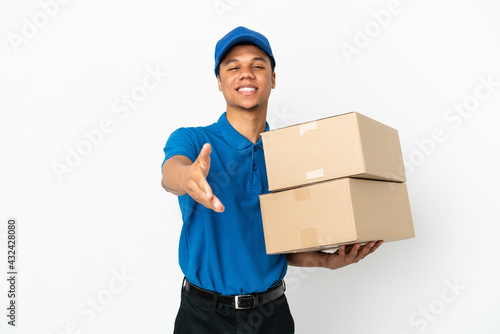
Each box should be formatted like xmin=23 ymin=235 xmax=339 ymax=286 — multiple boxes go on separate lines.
xmin=238 ymin=87 xmax=255 ymax=92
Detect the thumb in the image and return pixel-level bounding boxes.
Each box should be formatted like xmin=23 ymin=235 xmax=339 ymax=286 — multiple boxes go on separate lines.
xmin=197 ymin=143 xmax=212 ymax=169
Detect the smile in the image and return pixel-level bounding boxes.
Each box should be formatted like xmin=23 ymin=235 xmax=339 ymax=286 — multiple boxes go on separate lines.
xmin=238 ymin=87 xmax=256 ymax=92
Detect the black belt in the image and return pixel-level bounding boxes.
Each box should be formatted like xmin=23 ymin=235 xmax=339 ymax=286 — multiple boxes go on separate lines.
xmin=183 ymin=278 xmax=286 ymax=310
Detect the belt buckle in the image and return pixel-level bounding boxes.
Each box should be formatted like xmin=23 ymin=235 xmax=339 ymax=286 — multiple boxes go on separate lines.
xmin=234 ymin=294 xmax=256 ymax=310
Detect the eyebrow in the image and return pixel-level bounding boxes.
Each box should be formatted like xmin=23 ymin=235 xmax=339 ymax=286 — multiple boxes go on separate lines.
xmin=223 ymin=57 xmax=267 ymax=67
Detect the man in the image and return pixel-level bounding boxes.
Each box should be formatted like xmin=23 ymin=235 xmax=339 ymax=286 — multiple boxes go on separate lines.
xmin=161 ymin=26 xmax=383 ymax=334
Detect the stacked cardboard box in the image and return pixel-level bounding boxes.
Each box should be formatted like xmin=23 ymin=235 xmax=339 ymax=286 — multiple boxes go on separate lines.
xmin=259 ymin=112 xmax=415 ymax=254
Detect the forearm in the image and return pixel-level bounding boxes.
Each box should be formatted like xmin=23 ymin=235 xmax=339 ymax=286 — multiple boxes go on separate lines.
xmin=161 ymin=155 xmax=192 ymax=196
xmin=286 ymin=251 xmax=329 ymax=268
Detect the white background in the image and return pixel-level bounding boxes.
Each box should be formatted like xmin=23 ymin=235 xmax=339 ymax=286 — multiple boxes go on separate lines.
xmin=1 ymin=0 xmax=500 ymax=333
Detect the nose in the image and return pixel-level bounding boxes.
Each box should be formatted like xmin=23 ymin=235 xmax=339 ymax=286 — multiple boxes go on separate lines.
xmin=239 ymin=65 xmax=256 ymax=80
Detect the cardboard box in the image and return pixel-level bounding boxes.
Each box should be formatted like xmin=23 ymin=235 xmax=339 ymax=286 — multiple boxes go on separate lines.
xmin=259 ymin=178 xmax=415 ymax=254
xmin=261 ymin=112 xmax=406 ymax=191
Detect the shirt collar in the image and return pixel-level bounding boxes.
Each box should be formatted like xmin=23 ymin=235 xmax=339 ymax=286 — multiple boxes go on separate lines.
xmin=217 ymin=112 xmax=269 ymax=151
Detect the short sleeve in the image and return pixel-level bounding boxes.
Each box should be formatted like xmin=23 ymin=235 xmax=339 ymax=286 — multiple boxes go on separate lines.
xmin=161 ymin=127 xmax=199 ymax=170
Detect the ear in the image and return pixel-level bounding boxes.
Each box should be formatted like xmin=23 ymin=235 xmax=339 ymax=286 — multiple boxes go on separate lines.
xmin=271 ymin=72 xmax=276 ymax=89
xmin=217 ymin=75 xmax=222 ymax=91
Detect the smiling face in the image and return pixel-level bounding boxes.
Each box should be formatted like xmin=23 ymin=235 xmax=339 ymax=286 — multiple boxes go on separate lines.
xmin=217 ymin=44 xmax=276 ymax=114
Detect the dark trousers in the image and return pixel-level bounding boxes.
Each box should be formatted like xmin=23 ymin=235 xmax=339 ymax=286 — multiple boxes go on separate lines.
xmin=174 ymin=286 xmax=295 ymax=334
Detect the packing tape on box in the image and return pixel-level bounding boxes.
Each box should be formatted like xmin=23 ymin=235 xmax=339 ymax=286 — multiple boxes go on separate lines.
xmin=299 ymin=121 xmax=317 ymax=136
xmin=306 ymin=168 xmax=324 ymax=180
xmin=301 ymin=228 xmax=319 ymax=248
xmin=293 ymin=187 xmax=311 ymax=202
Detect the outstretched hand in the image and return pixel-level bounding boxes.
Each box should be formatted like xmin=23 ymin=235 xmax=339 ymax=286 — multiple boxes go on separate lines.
xmin=182 ymin=143 xmax=225 ymax=213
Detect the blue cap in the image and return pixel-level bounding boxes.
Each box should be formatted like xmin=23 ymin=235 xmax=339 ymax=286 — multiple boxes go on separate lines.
xmin=214 ymin=26 xmax=275 ymax=76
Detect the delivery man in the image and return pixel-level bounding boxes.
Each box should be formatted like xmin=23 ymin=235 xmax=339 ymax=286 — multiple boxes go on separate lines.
xmin=161 ymin=26 xmax=383 ymax=334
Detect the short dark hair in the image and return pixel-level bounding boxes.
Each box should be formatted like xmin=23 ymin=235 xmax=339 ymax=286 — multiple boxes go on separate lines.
xmin=216 ymin=41 xmax=276 ymax=77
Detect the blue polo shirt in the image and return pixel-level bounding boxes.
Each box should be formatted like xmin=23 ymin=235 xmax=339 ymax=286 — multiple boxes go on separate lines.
xmin=162 ymin=112 xmax=287 ymax=295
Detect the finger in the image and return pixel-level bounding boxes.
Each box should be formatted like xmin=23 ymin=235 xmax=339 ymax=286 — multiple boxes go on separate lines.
xmin=190 ymin=183 xmax=224 ymax=213
xmin=186 ymin=166 xmax=211 ymax=197
xmin=202 ymin=179 xmax=213 ymax=198
xmin=210 ymin=195 xmax=225 ymax=213
xmin=367 ymin=240 xmax=384 ymax=255
xmin=192 ymin=178 xmax=225 ymax=213
xmin=338 ymin=245 xmax=346 ymax=258
xmin=347 ymin=243 xmax=361 ymax=261
xmin=202 ymin=193 xmax=224 ymax=213
xmin=188 ymin=162 xmax=212 ymax=198
xmin=354 ymin=242 xmax=376 ymax=262
xmin=187 ymin=173 xmax=212 ymax=202
xmin=343 ymin=244 xmax=354 ymax=253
